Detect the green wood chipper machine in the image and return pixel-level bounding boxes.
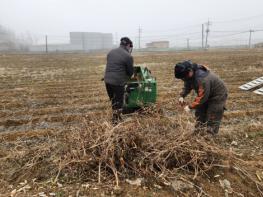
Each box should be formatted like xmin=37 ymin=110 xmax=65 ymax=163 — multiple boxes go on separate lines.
xmin=123 ymin=66 xmax=157 ymax=113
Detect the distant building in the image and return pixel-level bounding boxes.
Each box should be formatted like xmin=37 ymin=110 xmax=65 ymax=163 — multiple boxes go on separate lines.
xmin=29 ymin=32 xmax=113 ymax=52
xmin=0 ymin=42 xmax=14 ymax=51
xmin=29 ymin=44 xmax=82 ymax=52
xmin=0 ymin=30 xmax=16 ymax=51
xmin=70 ymin=32 xmax=113 ymax=51
xmin=255 ymin=42 xmax=263 ymax=48
xmin=146 ymin=41 xmax=169 ymax=49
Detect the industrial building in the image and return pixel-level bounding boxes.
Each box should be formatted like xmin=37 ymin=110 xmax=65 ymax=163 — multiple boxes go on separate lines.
xmin=29 ymin=32 xmax=113 ymax=52
xmin=0 ymin=28 xmax=15 ymax=51
xmin=146 ymin=41 xmax=169 ymax=49
xmin=255 ymin=42 xmax=263 ymax=48
xmin=70 ymin=32 xmax=113 ymax=51
xmin=29 ymin=44 xmax=82 ymax=52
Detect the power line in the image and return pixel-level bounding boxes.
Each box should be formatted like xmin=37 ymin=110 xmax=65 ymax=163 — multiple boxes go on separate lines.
xmin=140 ymin=31 xmax=200 ymax=39
xmin=141 ymin=23 xmax=201 ymax=34
xmin=132 ymin=14 xmax=263 ymax=38
xmin=211 ymin=31 xmax=249 ymax=38
xmin=212 ymin=29 xmax=263 ymax=33
xmin=30 ymin=22 xmax=263 ymax=49
xmin=213 ymin=13 xmax=263 ymax=24
xmin=212 ymin=30 xmax=247 ymax=33
xmin=127 ymin=13 xmax=262 ymax=39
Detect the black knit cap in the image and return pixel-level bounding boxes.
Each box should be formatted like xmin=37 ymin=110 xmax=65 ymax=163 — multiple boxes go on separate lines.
xmin=174 ymin=60 xmax=193 ymax=79
xmin=120 ymin=37 xmax=133 ymax=47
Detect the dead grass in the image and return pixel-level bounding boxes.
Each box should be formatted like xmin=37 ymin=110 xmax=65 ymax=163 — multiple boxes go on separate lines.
xmin=0 ymin=109 xmax=262 ymax=196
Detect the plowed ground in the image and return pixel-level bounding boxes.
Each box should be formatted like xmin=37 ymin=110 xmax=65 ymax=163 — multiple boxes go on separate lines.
xmin=0 ymin=50 xmax=263 ymax=196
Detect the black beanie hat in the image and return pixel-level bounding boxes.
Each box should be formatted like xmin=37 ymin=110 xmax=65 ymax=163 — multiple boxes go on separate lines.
xmin=120 ymin=37 xmax=133 ymax=47
xmin=174 ymin=60 xmax=193 ymax=79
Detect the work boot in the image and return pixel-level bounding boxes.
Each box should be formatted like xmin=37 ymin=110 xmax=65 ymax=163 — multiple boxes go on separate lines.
xmin=207 ymin=120 xmax=220 ymax=135
xmin=207 ymin=125 xmax=219 ymax=135
xmin=194 ymin=121 xmax=206 ymax=135
xmin=112 ymin=109 xmax=123 ymax=126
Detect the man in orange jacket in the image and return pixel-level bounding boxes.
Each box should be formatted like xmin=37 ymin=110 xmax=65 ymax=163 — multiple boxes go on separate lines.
xmin=174 ymin=60 xmax=228 ymax=134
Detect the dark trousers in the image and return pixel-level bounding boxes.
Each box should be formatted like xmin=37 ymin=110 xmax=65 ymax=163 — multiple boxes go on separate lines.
xmin=105 ymin=83 xmax=125 ymax=110
xmin=195 ymin=101 xmax=226 ymax=134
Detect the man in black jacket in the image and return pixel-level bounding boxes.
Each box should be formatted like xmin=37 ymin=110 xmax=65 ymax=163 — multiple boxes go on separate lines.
xmin=174 ymin=60 xmax=228 ymax=134
xmin=104 ymin=37 xmax=134 ymax=124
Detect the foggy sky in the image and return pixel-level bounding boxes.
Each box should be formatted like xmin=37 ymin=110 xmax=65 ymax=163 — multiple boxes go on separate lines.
xmin=1 ymin=0 xmax=263 ymax=47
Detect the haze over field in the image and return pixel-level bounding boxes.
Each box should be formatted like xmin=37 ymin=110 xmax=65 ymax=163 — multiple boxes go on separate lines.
xmin=0 ymin=0 xmax=263 ymax=47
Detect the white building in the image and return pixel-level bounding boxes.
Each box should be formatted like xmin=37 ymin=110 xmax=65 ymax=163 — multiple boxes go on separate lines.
xmin=29 ymin=32 xmax=113 ymax=52
xmin=146 ymin=41 xmax=169 ymax=49
xmin=0 ymin=29 xmax=16 ymax=51
xmin=70 ymin=32 xmax=113 ymax=51
xmin=29 ymin=44 xmax=82 ymax=52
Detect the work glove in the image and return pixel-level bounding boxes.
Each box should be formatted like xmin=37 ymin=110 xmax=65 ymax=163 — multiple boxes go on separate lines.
xmin=184 ymin=105 xmax=191 ymax=113
xmin=178 ymin=97 xmax=185 ymax=104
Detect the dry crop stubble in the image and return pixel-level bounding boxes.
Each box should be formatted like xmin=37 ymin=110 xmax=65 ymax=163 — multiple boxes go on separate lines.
xmin=0 ymin=50 xmax=263 ymax=196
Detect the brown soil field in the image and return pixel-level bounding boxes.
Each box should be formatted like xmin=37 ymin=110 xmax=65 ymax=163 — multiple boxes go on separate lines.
xmin=0 ymin=49 xmax=263 ymax=196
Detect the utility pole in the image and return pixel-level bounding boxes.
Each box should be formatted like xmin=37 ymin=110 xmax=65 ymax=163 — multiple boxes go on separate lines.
xmin=45 ymin=35 xmax=48 ymax=53
xmin=187 ymin=38 xmax=190 ymax=50
xmin=138 ymin=26 xmax=142 ymax=49
xmin=202 ymin=24 xmax=204 ymax=49
xmin=81 ymin=33 xmax=85 ymax=52
xmin=205 ymin=20 xmax=211 ymax=49
xmin=115 ymin=32 xmax=118 ymax=46
xmin=248 ymin=29 xmax=254 ymax=48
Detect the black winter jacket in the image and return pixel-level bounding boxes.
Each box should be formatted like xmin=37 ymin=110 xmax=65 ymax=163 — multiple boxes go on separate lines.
xmin=104 ymin=46 xmax=134 ymax=86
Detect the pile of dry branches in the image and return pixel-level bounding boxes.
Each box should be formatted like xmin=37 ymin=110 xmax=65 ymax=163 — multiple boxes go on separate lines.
xmin=0 ymin=111 xmax=262 ymax=194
